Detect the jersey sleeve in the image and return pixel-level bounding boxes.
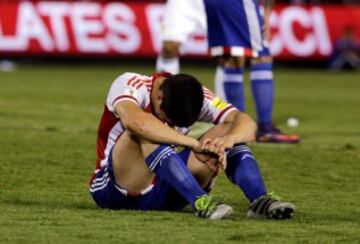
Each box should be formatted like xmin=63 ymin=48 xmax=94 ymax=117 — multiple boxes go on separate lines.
xmin=106 ymin=72 xmax=149 ymax=112
xmin=198 ymin=87 xmax=237 ymax=124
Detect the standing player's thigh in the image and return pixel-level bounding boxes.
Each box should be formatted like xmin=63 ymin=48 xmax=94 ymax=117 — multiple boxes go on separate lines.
xmin=205 ymin=0 xmax=265 ymax=56
xmin=162 ymin=0 xmax=206 ymax=43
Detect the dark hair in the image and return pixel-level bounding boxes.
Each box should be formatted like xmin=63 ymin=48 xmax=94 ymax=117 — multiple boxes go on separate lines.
xmin=160 ymin=74 xmax=204 ymax=127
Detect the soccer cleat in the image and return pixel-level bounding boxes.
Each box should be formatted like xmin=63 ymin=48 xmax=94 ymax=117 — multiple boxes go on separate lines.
xmin=247 ymin=192 xmax=296 ymax=219
xmin=194 ymin=195 xmax=233 ymax=220
xmin=256 ymin=124 xmax=300 ymax=143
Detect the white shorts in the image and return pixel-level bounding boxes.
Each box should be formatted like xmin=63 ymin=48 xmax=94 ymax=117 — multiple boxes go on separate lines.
xmin=161 ymin=0 xmax=207 ymax=43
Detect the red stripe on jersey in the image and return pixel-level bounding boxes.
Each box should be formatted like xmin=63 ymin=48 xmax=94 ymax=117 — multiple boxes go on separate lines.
xmin=136 ymin=82 xmax=143 ymax=89
xmin=214 ymin=105 xmax=235 ymax=124
xmin=96 ymin=105 xmax=119 ymax=169
xmin=131 ymin=79 xmax=141 ymax=87
xmin=112 ymin=95 xmax=138 ymax=106
xmin=203 ymin=87 xmax=215 ymax=99
xmin=127 ymin=76 xmax=137 ymax=85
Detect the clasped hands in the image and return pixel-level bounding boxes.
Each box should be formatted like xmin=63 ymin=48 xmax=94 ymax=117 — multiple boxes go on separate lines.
xmin=192 ymin=135 xmax=235 ymax=172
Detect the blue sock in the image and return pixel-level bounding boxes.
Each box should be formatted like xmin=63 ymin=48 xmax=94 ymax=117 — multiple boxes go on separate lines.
xmin=250 ymin=63 xmax=274 ymax=125
xmin=145 ymin=145 xmax=206 ymax=206
xmin=223 ymin=67 xmax=245 ymax=111
xmin=225 ymin=144 xmax=267 ymax=203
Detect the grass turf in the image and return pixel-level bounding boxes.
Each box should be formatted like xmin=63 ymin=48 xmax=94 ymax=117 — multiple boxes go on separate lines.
xmin=0 ymin=63 xmax=359 ymax=243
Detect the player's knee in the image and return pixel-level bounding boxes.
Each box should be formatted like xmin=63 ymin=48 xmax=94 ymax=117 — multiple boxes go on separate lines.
xmin=251 ymin=56 xmax=273 ymax=64
xmin=221 ymin=56 xmax=245 ymax=68
xmin=144 ymin=144 xmax=177 ymax=172
xmin=225 ymin=144 xmax=253 ymax=179
xmin=162 ymin=41 xmax=180 ymax=58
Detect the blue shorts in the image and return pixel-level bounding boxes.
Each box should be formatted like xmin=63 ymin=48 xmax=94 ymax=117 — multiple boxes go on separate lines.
xmin=204 ymin=0 xmax=271 ymax=58
xmin=89 ymin=148 xmax=192 ymax=211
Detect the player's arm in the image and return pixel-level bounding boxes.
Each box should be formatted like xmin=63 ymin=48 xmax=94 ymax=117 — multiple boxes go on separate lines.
xmin=201 ymin=110 xmax=257 ymax=156
xmin=115 ymin=101 xmax=201 ymax=150
xmin=222 ymin=110 xmax=257 ymax=144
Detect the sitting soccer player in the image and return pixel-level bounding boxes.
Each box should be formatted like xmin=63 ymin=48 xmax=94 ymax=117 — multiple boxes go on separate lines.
xmin=89 ymin=72 xmax=295 ymax=219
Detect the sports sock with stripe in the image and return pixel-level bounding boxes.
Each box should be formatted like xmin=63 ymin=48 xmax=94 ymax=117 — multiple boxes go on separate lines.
xmin=222 ymin=67 xmax=245 ymax=111
xmin=250 ymin=62 xmax=274 ymax=125
xmin=225 ymin=144 xmax=267 ymax=203
xmin=214 ymin=66 xmax=226 ymax=100
xmin=145 ymin=145 xmax=206 ymax=206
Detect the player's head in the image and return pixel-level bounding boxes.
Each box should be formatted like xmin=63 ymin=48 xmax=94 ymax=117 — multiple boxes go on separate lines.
xmin=160 ymin=74 xmax=204 ymax=127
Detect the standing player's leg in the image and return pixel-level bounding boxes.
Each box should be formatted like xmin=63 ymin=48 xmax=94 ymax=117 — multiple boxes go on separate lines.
xmin=250 ymin=55 xmax=274 ymax=131
xmin=156 ymin=0 xmax=207 ymax=74
xmin=204 ymin=0 xmax=255 ymax=112
xmin=156 ymin=41 xmax=181 ymax=74
xmin=220 ymin=57 xmax=246 ymax=112
xmin=251 ymin=55 xmax=300 ymax=143
xmin=249 ymin=3 xmax=300 ymax=143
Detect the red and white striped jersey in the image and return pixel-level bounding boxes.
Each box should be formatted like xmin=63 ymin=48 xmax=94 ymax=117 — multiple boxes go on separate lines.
xmin=95 ymin=72 xmax=236 ymax=171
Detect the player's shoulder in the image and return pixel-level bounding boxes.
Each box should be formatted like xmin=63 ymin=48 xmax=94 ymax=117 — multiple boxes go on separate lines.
xmin=114 ymin=72 xmax=146 ymax=82
xmin=112 ymin=72 xmax=152 ymax=88
xmin=202 ymin=85 xmax=216 ymax=101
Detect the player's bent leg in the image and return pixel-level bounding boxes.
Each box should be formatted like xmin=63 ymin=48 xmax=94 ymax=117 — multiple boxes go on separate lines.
xmin=225 ymin=144 xmax=267 ymax=202
xmin=142 ymin=141 xmax=233 ymax=219
xmin=225 ymin=144 xmax=296 ymax=219
xmin=90 ymin=131 xmax=158 ymax=210
xmin=247 ymin=192 xmax=296 ymax=219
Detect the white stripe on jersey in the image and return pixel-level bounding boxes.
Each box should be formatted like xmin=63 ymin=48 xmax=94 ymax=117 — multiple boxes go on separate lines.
xmin=100 ymin=123 xmax=123 ymax=167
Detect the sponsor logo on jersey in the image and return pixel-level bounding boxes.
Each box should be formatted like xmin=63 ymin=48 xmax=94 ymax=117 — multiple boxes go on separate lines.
xmin=210 ymin=97 xmax=228 ymax=110
xmin=123 ymin=87 xmax=139 ymax=100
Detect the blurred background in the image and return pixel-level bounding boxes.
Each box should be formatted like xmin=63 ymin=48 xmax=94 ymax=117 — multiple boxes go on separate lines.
xmin=1 ymin=1 xmax=360 ymax=242
xmin=0 ymin=0 xmax=359 ymax=70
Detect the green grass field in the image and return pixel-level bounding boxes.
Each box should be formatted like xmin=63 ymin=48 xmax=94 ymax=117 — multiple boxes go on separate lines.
xmin=0 ymin=63 xmax=359 ymax=243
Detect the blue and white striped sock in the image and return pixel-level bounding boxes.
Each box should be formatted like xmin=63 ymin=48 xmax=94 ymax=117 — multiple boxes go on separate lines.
xmin=223 ymin=67 xmax=245 ymax=111
xmin=145 ymin=145 xmax=206 ymax=206
xmin=250 ymin=63 xmax=274 ymax=125
xmin=225 ymin=144 xmax=267 ymax=203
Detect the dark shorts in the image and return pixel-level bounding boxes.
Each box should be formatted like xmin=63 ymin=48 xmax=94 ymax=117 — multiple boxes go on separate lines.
xmin=89 ymin=148 xmax=192 ymax=211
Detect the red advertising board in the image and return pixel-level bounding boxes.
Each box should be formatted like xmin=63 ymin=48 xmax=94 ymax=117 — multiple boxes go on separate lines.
xmin=0 ymin=1 xmax=359 ymax=60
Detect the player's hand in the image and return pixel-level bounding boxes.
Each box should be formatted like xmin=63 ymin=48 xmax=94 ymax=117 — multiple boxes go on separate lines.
xmin=201 ymin=135 xmax=236 ymax=155
xmin=190 ymin=139 xmax=204 ymax=154
xmin=194 ymin=151 xmax=226 ymax=171
xmin=194 ymin=152 xmax=220 ymax=172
